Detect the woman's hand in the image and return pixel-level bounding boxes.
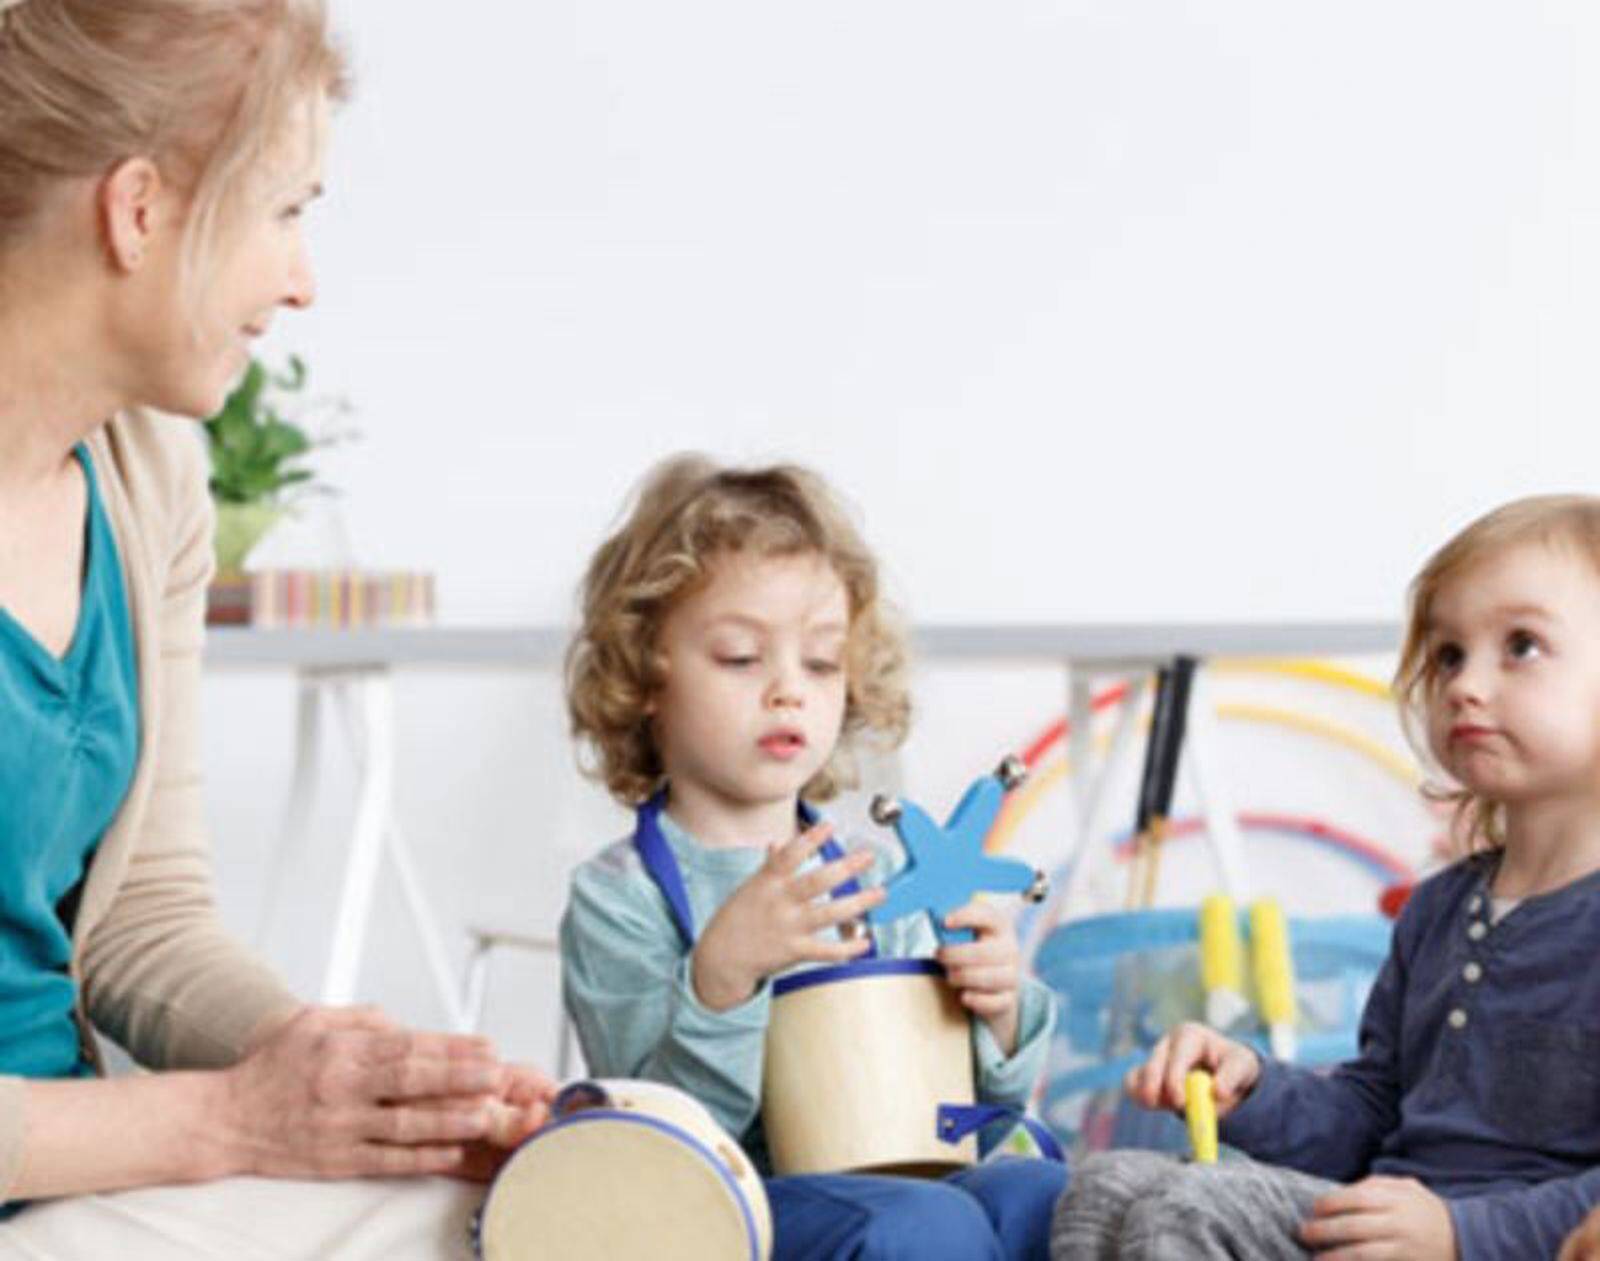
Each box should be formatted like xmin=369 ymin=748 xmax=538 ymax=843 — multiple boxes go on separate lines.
xmin=692 ymin=823 xmax=885 ymax=1011
xmin=452 ymin=1062 xmax=562 ymax=1183
xmin=218 ymin=1004 xmax=507 ymax=1179
xmin=1300 ymin=1176 xmax=1458 ymax=1260
xmin=938 ymin=899 xmax=1024 ymax=1055
xmin=1124 ymin=1020 xmax=1261 ymax=1118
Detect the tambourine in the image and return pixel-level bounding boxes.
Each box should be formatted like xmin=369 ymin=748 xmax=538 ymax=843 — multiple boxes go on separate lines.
xmin=762 ymin=958 xmax=977 ymax=1176
xmin=474 ymin=1078 xmax=772 ymax=1260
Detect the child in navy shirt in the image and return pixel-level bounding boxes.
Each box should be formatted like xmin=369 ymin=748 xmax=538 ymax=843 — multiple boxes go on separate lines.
xmin=1054 ymin=495 xmax=1600 ymax=1261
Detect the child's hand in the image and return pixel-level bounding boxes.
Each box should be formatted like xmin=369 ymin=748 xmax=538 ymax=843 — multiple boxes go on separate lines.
xmin=1300 ymin=1176 xmax=1458 ymax=1260
xmin=1124 ymin=1020 xmax=1261 ymax=1118
xmin=692 ymin=822 xmax=884 ymax=1012
xmin=938 ymin=899 xmax=1024 ymax=1055
xmin=1559 ymin=1204 xmax=1600 ymax=1261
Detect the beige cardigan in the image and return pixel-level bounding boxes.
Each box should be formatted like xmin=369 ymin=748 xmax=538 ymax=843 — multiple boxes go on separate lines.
xmin=0 ymin=412 xmax=302 ymax=1201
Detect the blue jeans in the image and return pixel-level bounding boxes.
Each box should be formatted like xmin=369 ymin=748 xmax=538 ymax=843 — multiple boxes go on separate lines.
xmin=767 ymin=1157 xmax=1068 ymax=1261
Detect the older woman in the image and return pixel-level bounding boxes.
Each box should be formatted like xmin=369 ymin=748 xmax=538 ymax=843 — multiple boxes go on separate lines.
xmin=0 ymin=0 xmax=549 ymax=1252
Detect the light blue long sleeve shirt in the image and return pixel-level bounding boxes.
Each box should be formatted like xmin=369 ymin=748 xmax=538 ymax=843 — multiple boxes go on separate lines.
xmin=559 ymin=810 xmax=1054 ymax=1168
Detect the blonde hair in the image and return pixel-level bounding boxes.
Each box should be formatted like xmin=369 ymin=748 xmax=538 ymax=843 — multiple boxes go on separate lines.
xmin=0 ymin=0 xmax=349 ymax=300
xmin=567 ymin=453 xmax=913 ymax=806
xmin=1395 ymin=493 xmax=1600 ymax=852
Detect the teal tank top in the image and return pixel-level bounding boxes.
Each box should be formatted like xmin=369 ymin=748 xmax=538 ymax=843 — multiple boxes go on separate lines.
xmin=0 ymin=444 xmax=139 ymax=1081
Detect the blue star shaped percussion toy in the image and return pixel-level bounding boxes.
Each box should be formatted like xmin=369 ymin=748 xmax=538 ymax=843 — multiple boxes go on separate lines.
xmin=866 ymin=755 xmax=1049 ymax=945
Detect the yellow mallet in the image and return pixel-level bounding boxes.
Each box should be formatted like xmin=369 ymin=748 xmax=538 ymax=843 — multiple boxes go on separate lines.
xmin=1199 ymin=894 xmax=1248 ymax=1029
xmin=1185 ymin=1069 xmax=1219 ymax=1164
xmin=1250 ymin=898 xmax=1298 ymax=1062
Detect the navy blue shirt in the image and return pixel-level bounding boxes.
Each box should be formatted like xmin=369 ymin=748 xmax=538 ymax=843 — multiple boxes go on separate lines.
xmin=1223 ymin=853 xmax=1600 ymax=1260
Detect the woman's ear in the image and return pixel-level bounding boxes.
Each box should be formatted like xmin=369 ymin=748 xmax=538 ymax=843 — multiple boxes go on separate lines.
xmin=98 ymin=156 xmax=168 ymax=272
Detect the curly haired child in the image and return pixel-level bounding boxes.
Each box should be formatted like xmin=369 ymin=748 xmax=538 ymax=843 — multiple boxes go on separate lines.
xmin=561 ymin=453 xmax=1065 ymax=1261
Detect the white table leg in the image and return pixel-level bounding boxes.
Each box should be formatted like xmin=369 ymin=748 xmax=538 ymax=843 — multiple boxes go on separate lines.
xmin=1059 ymin=670 xmax=1149 ymax=920
xmin=321 ymin=669 xmax=395 ymax=1005
xmin=1020 ymin=668 xmax=1097 ymax=958
xmin=260 ymin=664 xmax=513 ymax=1029
xmin=312 ymin=669 xmax=470 ymax=1026
xmin=1066 ymin=667 xmax=1095 ymax=847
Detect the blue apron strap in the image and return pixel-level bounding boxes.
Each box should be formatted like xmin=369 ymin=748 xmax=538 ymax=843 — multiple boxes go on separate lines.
xmin=806 ymin=801 xmax=863 ymax=895
xmin=936 ymin=1103 xmax=1066 ymax=1164
xmin=632 ymin=791 xmax=698 ymax=950
xmin=634 ymin=794 xmax=878 ymax=957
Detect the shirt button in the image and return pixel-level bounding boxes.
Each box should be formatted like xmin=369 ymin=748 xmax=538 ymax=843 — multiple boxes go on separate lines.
xmin=1463 ymin=962 xmax=1483 ymax=983
xmin=1448 ymin=1008 xmax=1469 ymax=1030
xmin=1468 ymin=895 xmax=1484 ymax=913
xmin=1468 ymin=921 xmax=1488 ymax=941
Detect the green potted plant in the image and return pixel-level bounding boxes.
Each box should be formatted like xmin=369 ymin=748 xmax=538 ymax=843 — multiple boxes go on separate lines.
xmin=203 ymin=354 xmax=345 ymax=575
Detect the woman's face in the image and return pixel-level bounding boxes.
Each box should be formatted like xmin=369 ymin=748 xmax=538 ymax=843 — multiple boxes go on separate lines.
xmin=126 ymin=91 xmax=329 ymax=419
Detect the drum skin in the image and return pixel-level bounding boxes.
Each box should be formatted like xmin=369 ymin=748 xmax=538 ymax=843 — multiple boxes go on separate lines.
xmin=475 ymin=1079 xmax=772 ymax=1261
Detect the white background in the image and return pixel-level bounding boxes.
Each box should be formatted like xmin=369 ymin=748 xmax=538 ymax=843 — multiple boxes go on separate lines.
xmin=195 ymin=1 xmax=1600 ymax=1067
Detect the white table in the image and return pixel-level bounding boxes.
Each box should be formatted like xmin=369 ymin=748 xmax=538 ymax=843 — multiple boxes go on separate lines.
xmin=207 ymin=628 xmax=564 ymax=1028
xmin=205 ymin=621 xmax=1399 ymax=1026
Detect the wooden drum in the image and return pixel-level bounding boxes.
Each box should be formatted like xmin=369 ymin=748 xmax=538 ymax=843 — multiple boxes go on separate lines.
xmin=763 ymin=958 xmax=975 ymax=1176
xmin=475 ymin=1078 xmax=772 ymax=1260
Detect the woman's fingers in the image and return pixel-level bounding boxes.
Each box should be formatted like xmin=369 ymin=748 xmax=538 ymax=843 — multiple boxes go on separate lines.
xmin=366 ymin=1102 xmax=492 ymax=1146
xmin=334 ymin=1004 xmax=395 ymax=1032
xmin=327 ymin=1025 xmax=502 ymax=1104
xmin=502 ymin=1063 xmax=561 ymax=1109
xmin=356 ymin=1142 xmax=466 ymax=1178
xmin=357 ymin=1026 xmax=496 ymax=1067
xmin=484 ymin=1099 xmax=543 ymax=1148
xmin=350 ymin=1051 xmax=502 ymax=1105
xmin=492 ymin=1066 xmax=559 ymax=1144
xmin=229 ymin=1001 xmax=569 ymax=1183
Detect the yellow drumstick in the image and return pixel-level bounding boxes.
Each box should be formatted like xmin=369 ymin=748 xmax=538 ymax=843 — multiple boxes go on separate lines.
xmin=1250 ymin=897 xmax=1298 ymax=1061
xmin=1199 ymin=894 xmax=1248 ymax=1029
xmin=1185 ymin=1069 xmax=1218 ymax=1164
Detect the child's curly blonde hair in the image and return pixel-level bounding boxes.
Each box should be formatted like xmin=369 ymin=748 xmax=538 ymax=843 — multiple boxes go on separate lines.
xmin=567 ymin=453 xmax=912 ymax=806
xmin=1395 ymin=493 xmax=1600 ymax=854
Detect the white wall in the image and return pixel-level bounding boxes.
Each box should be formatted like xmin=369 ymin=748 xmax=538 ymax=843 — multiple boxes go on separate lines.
xmin=197 ymin=1 xmax=1600 ymax=1066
